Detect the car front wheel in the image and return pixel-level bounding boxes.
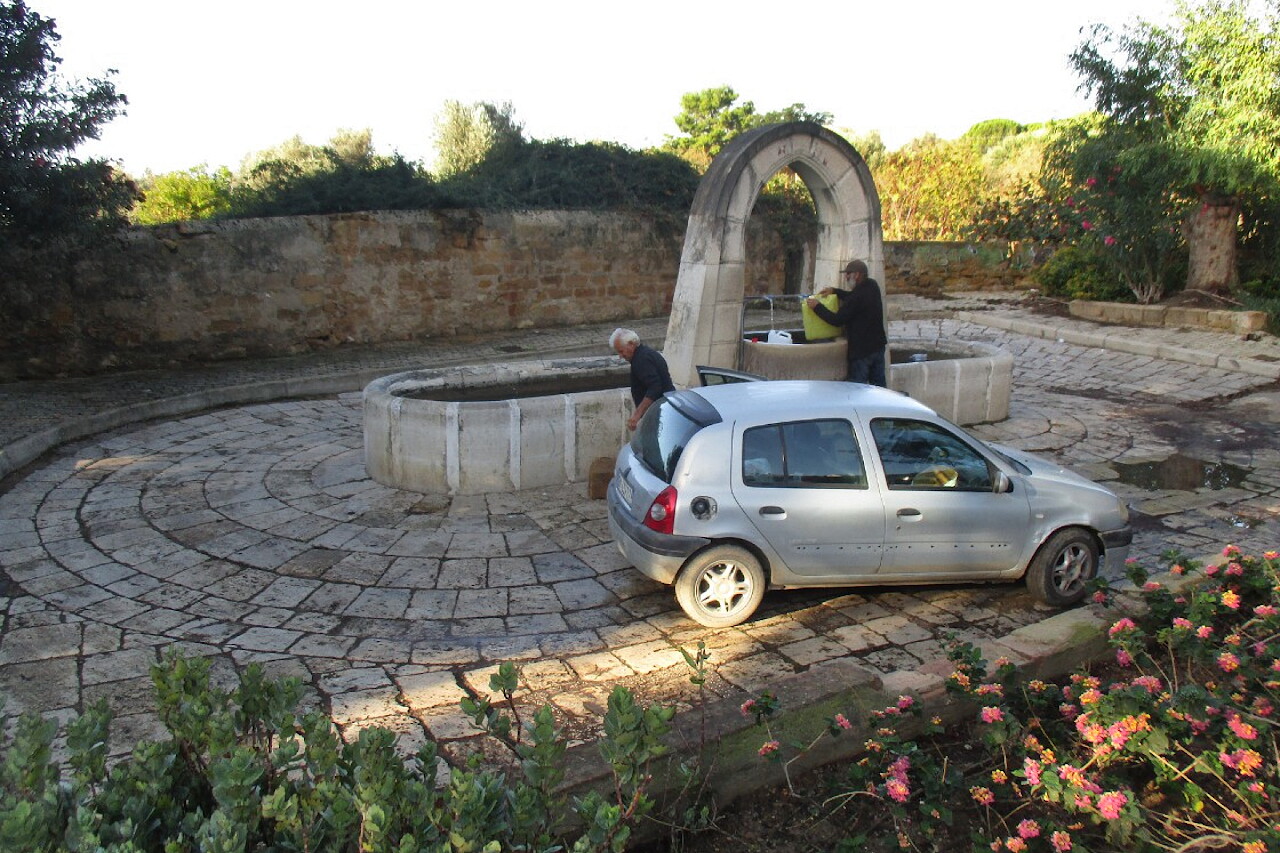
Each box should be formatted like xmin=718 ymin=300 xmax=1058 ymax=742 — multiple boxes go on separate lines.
xmin=1026 ymin=528 xmax=1098 ymax=607
xmin=674 ymin=545 xmax=766 ymax=628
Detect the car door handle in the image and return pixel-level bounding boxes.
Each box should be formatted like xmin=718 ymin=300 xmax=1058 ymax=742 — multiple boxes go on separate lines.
xmin=759 ymin=506 xmax=786 ymax=517
xmin=897 ymin=508 xmax=922 ymax=518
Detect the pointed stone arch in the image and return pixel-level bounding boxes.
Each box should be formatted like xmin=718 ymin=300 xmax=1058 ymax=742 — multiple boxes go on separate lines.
xmin=663 ymin=122 xmax=884 ymax=387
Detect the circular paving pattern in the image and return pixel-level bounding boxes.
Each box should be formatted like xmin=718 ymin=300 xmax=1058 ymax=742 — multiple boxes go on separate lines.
xmin=2 ymin=317 xmax=1277 ymax=757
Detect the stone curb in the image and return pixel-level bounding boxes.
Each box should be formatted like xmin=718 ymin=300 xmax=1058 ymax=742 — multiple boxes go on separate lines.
xmin=960 ymin=311 xmax=1280 ymax=381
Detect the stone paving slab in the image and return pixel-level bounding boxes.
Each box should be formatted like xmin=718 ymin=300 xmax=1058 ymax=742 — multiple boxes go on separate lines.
xmin=2 ymin=294 xmax=1279 ymax=794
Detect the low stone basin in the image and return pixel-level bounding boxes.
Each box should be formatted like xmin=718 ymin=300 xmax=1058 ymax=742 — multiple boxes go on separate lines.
xmin=366 ymin=339 xmax=1012 ymax=495
xmin=741 ymin=336 xmax=1011 ymax=424
xmin=364 ymin=358 xmax=630 ymax=496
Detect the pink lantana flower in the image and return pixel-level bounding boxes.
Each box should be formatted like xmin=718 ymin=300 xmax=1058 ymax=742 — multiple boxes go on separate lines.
xmin=1097 ymin=790 xmax=1128 ymax=820
xmin=1108 ymin=617 xmax=1137 ymax=636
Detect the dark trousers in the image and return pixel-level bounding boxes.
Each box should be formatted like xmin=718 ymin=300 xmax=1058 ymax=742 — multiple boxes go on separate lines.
xmin=847 ymin=350 xmax=887 ymax=387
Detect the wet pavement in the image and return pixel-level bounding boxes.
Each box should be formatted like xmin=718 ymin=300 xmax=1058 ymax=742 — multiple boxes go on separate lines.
xmin=2 ymin=293 xmax=1278 ymax=773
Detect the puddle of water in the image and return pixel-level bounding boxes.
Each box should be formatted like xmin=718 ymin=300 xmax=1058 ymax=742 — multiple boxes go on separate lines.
xmin=1113 ymin=453 xmax=1252 ymax=491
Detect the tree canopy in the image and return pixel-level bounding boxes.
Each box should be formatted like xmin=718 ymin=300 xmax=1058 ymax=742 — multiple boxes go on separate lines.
xmin=0 ymin=0 xmax=135 ymax=253
xmin=432 ymin=101 xmax=524 ymax=179
xmin=664 ymin=86 xmax=832 ymax=170
xmin=1068 ymin=0 xmax=1280 ymax=293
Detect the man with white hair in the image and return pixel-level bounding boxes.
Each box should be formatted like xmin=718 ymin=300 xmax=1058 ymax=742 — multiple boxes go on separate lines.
xmin=609 ymin=328 xmax=675 ymax=430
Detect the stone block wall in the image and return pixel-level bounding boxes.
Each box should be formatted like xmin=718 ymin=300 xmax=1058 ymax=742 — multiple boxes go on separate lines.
xmin=3 ymin=210 xmax=799 ymax=380
xmin=1068 ymin=300 xmax=1268 ymax=334
xmin=884 ymin=241 xmax=1037 ymax=292
xmin=0 ymin=210 xmax=1029 ymax=380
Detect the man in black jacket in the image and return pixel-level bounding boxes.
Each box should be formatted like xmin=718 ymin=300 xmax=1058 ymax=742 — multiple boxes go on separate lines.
xmin=610 ymin=328 xmax=676 ymax=430
xmin=806 ymin=260 xmax=887 ymax=386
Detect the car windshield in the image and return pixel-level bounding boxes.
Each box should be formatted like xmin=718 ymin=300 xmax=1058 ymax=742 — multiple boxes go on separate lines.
xmin=630 ymin=398 xmax=703 ymax=483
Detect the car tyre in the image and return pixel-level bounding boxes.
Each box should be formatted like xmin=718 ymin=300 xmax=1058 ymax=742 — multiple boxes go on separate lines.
xmin=1026 ymin=528 xmax=1098 ymax=607
xmin=674 ymin=545 xmax=766 ymax=628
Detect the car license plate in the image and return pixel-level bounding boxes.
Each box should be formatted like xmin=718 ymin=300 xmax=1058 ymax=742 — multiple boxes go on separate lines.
xmin=617 ymin=475 xmax=633 ymax=506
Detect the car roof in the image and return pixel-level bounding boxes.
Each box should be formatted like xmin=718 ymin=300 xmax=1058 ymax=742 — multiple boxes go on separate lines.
xmin=682 ymin=380 xmax=939 ymax=424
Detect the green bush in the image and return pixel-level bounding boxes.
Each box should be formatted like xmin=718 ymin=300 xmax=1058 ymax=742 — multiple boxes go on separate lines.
xmin=1033 ymin=246 xmax=1134 ymax=302
xmin=0 ymin=655 xmax=672 ymax=852
xmin=229 ymin=155 xmax=439 ymax=219
xmin=437 ymin=139 xmax=699 ymax=214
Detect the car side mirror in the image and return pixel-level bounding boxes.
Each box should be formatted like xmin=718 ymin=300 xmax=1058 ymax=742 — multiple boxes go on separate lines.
xmin=994 ymin=471 xmax=1013 ymax=493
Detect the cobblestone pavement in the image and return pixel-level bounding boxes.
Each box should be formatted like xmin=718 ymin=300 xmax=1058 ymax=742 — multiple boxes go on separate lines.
xmin=2 ymin=295 xmax=1279 ymax=771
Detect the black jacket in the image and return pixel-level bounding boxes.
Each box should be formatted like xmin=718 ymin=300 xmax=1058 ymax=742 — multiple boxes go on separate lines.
xmin=811 ymin=279 xmax=887 ymax=360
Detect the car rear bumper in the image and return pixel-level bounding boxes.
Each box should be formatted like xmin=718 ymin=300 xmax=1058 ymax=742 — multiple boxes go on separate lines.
xmin=607 ymin=482 xmax=709 ymax=586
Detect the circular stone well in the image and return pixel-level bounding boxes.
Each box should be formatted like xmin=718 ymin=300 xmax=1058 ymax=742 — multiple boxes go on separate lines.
xmin=364 ymin=357 xmax=631 ymax=496
xmin=740 ymin=337 xmax=1012 ymax=424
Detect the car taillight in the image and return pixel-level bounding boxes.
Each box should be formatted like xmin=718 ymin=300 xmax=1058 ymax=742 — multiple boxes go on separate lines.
xmin=643 ymin=486 xmax=677 ymax=535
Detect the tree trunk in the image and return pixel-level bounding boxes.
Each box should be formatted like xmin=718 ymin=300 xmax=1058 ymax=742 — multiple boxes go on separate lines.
xmin=1184 ymin=195 xmax=1239 ymax=295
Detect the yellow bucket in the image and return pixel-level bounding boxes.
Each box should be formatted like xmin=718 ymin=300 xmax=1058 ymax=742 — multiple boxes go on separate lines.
xmin=801 ymin=293 xmax=842 ymax=341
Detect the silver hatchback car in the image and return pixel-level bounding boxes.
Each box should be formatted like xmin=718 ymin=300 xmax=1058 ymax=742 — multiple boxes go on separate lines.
xmin=607 ymin=380 xmax=1132 ymax=627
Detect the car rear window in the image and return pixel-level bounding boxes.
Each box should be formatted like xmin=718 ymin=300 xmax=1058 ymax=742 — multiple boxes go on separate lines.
xmin=742 ymin=419 xmax=868 ymax=488
xmin=630 ymin=393 xmax=719 ymax=483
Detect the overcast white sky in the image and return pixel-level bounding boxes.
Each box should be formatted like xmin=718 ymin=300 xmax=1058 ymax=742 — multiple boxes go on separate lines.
xmin=42 ymin=0 xmax=1177 ymax=176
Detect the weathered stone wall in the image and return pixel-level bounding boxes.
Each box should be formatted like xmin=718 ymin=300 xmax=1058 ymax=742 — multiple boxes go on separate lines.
xmin=0 ymin=211 xmax=691 ymax=379
xmin=0 ymin=211 xmax=1030 ymax=380
xmin=884 ymin=241 xmax=1037 ymax=293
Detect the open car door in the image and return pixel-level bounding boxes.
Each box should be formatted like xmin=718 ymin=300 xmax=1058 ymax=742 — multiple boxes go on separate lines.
xmin=695 ymin=366 xmax=765 ymax=386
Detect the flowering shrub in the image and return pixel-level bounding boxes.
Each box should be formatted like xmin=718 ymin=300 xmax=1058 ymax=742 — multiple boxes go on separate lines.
xmin=741 ymin=547 xmax=1280 ymax=852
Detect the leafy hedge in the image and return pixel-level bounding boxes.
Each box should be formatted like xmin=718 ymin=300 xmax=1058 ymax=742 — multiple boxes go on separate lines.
xmin=0 ymin=656 xmax=673 ymax=852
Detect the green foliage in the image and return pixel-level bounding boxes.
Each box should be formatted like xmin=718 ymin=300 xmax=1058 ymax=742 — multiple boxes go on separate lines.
xmin=131 ymin=165 xmax=233 ymax=224
xmin=438 ymin=138 xmax=699 ymax=213
xmin=1033 ymin=245 xmax=1133 ymax=302
xmin=1067 ymin=0 xmax=1280 ymax=294
xmin=838 ymin=129 xmax=887 ymax=170
xmin=971 ymin=117 xmax=1191 ymax=302
xmin=0 ymin=650 xmax=673 ymax=852
xmin=0 ymin=0 xmax=137 ymax=259
xmin=731 ymin=546 xmax=1280 ymax=852
xmin=432 ymin=100 xmax=524 ymax=179
xmin=665 ymin=86 xmax=759 ymax=170
xmin=1072 ymin=0 xmax=1280 ymax=192
xmin=874 ymin=136 xmax=988 ymax=241
xmin=961 ymin=118 xmax=1026 ymax=153
xmin=229 ymin=153 xmax=438 ymax=218
xmin=663 ymin=86 xmax=830 ymax=171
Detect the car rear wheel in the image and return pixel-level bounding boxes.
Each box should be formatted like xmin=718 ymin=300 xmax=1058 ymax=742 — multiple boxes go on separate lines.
xmin=674 ymin=545 xmax=765 ymax=628
xmin=1026 ymin=528 xmax=1098 ymax=607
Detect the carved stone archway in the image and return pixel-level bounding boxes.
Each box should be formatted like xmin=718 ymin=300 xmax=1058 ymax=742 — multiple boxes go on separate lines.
xmin=663 ymin=122 xmax=884 ymax=388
